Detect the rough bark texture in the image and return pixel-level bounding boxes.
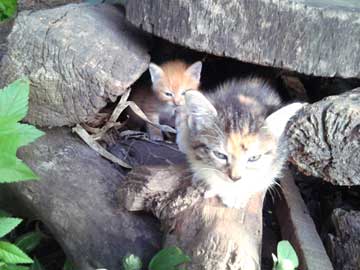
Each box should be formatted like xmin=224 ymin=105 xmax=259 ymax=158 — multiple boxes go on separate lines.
xmin=0 ymin=128 xmax=161 ymax=270
xmin=275 ymin=170 xmax=334 ymax=270
xmin=286 ymin=88 xmax=360 ymax=186
xmin=0 ymin=19 xmax=13 ymax=61
xmin=325 ymin=208 xmax=360 ymax=270
xmin=119 ymin=164 xmax=265 ymax=270
xmin=0 ymin=3 xmax=151 ymax=127
xmin=125 ymin=0 xmax=360 ymax=78
xmin=18 ymin=0 xmax=82 ymax=10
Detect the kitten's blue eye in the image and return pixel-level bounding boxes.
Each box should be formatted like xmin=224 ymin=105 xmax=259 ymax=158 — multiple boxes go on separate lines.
xmin=164 ymin=92 xmax=173 ymax=97
xmin=248 ymin=155 xmax=261 ymax=162
xmin=213 ymin=151 xmax=228 ymax=160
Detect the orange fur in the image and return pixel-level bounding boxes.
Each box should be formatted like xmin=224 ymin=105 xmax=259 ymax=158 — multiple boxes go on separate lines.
xmin=226 ymin=132 xmax=274 ymax=179
xmin=154 ymin=60 xmax=200 ymax=105
xmin=129 ymin=60 xmax=201 ymax=140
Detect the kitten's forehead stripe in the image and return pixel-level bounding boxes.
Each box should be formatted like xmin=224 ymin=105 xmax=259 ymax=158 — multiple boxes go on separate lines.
xmin=238 ymin=95 xmax=257 ymax=106
xmin=226 ymin=132 xmax=258 ymax=159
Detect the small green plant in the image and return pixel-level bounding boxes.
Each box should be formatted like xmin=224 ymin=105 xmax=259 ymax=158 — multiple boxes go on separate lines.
xmin=272 ymin=240 xmax=299 ymax=270
xmin=0 ymin=0 xmax=17 ymax=21
xmin=122 ymin=254 xmax=142 ymax=270
xmin=122 ymin=246 xmax=190 ymax=270
xmin=0 ymin=78 xmax=44 ymax=183
xmin=0 ymin=78 xmax=45 ymax=269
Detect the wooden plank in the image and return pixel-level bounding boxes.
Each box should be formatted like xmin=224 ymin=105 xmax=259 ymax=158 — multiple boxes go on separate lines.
xmin=275 ymin=170 xmax=334 ymax=270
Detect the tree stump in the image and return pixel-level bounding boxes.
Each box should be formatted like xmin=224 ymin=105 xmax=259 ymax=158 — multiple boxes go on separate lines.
xmin=286 ymin=88 xmax=360 ymax=186
xmin=119 ymin=164 xmax=266 ymax=270
xmin=0 ymin=3 xmax=151 ymax=127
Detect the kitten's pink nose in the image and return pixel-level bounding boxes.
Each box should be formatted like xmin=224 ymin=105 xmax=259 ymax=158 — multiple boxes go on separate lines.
xmin=174 ymin=99 xmax=182 ymax=106
xmin=230 ymin=175 xmax=242 ymax=181
xmin=230 ymin=168 xmax=242 ymax=181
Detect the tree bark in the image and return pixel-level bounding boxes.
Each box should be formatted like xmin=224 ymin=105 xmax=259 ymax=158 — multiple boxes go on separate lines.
xmin=286 ymin=88 xmax=360 ymax=185
xmin=0 ymin=3 xmax=151 ymax=127
xmin=0 ymin=128 xmax=161 ymax=270
xmin=125 ymin=0 xmax=360 ymax=79
xmin=325 ymin=208 xmax=360 ymax=270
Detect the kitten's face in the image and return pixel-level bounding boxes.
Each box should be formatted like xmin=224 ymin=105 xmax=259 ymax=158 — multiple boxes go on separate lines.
xmin=189 ymin=119 xmax=281 ymax=186
xmin=149 ymin=61 xmax=202 ymax=106
xmin=182 ymin=90 xmax=304 ymax=192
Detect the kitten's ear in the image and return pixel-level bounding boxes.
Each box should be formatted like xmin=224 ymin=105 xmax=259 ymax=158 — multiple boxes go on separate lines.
xmin=265 ymin=102 xmax=305 ymax=138
xmin=184 ymin=90 xmax=217 ymax=131
xmin=149 ymin=63 xmax=164 ymax=85
xmin=185 ymin=61 xmax=202 ymax=82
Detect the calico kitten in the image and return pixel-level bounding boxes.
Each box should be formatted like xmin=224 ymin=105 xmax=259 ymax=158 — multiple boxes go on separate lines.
xmin=176 ymin=78 xmax=304 ymax=208
xmin=130 ymin=60 xmax=202 ymax=140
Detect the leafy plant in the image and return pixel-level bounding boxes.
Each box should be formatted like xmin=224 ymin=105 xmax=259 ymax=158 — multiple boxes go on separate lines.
xmin=122 ymin=247 xmax=190 ymax=270
xmin=0 ymin=78 xmax=44 ymax=269
xmin=272 ymin=240 xmax=299 ymax=270
xmin=122 ymin=254 xmax=142 ymax=270
xmin=0 ymin=78 xmax=44 ymax=183
xmin=0 ymin=0 xmax=17 ymax=21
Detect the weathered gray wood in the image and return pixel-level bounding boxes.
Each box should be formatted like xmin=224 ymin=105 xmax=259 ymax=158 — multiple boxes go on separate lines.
xmin=0 ymin=3 xmax=151 ymax=127
xmin=275 ymin=170 xmax=334 ymax=270
xmin=119 ymin=164 xmax=265 ymax=270
xmin=18 ymin=0 xmax=81 ymax=11
xmin=0 ymin=128 xmax=161 ymax=270
xmin=286 ymin=88 xmax=360 ymax=185
xmin=325 ymin=208 xmax=360 ymax=270
xmin=125 ymin=0 xmax=360 ymax=79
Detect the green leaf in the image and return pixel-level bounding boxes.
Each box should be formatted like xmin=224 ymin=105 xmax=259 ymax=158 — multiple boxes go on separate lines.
xmin=0 ymin=78 xmax=30 ymax=126
xmin=149 ymin=247 xmax=191 ymax=270
xmin=0 ymin=218 xmax=22 ymax=238
xmin=122 ymin=254 xmax=142 ymax=270
xmin=276 ymin=241 xmax=299 ymax=270
xmin=0 ymin=264 xmax=30 ymax=270
xmin=15 ymin=232 xmax=42 ymax=254
xmin=62 ymin=259 xmax=74 ymax=270
xmin=0 ymin=154 xmax=39 ymax=183
xmin=0 ymin=0 xmax=17 ymax=21
xmin=29 ymin=258 xmax=44 ymax=270
xmin=0 ymin=123 xmax=44 ymax=156
xmin=0 ymin=241 xmax=33 ymax=264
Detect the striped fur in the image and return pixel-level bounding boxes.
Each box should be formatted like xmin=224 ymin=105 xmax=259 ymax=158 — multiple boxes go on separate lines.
xmin=177 ymin=78 xmax=303 ymax=208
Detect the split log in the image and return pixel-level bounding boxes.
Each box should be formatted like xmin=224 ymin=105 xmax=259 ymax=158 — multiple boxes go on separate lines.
xmin=125 ymin=0 xmax=360 ymax=78
xmin=18 ymin=0 xmax=82 ymax=11
xmin=119 ymin=164 xmax=266 ymax=270
xmin=325 ymin=208 xmax=360 ymax=270
xmin=0 ymin=128 xmax=161 ymax=270
xmin=275 ymin=170 xmax=334 ymax=270
xmin=0 ymin=3 xmax=151 ymax=127
xmin=286 ymin=88 xmax=360 ymax=186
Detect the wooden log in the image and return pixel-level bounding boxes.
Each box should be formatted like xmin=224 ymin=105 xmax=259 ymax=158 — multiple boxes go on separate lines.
xmin=125 ymin=0 xmax=360 ymax=79
xmin=325 ymin=208 xmax=360 ymax=270
xmin=286 ymin=88 xmax=360 ymax=186
xmin=275 ymin=170 xmax=334 ymax=270
xmin=18 ymin=0 xmax=82 ymax=11
xmin=0 ymin=128 xmax=161 ymax=270
xmin=119 ymin=164 xmax=266 ymax=270
xmin=0 ymin=3 xmax=151 ymax=127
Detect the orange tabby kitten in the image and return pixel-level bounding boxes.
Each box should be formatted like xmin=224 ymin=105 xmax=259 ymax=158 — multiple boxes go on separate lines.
xmin=130 ymin=60 xmax=202 ymax=140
